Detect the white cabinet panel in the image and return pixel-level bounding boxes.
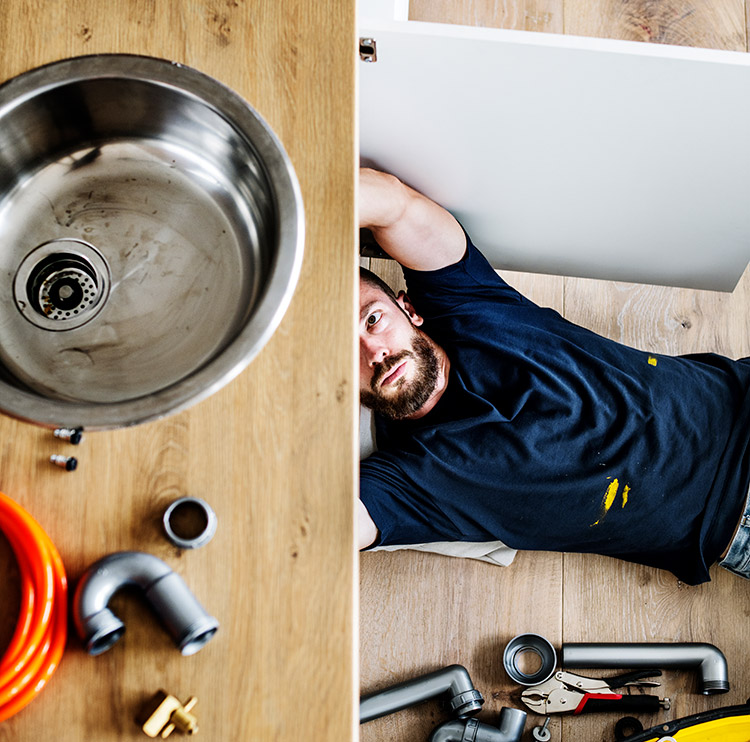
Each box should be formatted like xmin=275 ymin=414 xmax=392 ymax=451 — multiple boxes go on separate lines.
xmin=358 ymin=0 xmax=407 ymax=21
xmin=360 ymin=20 xmax=750 ymax=290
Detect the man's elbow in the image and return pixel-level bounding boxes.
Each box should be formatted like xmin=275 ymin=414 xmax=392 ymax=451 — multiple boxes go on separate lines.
xmin=359 ymin=168 xmax=409 ymax=230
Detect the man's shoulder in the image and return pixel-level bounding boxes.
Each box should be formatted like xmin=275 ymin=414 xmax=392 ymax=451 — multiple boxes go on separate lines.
xmin=402 ymin=239 xmax=527 ymax=312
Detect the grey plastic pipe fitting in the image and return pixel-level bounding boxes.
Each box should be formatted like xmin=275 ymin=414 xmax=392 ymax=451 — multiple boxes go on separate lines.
xmin=73 ymin=551 xmax=219 ymax=656
xmin=429 ymin=708 xmax=527 ymax=742
xmin=162 ymin=496 xmax=217 ymax=549
xmin=562 ymin=642 xmax=729 ymax=694
xmin=360 ymin=665 xmax=484 ymax=723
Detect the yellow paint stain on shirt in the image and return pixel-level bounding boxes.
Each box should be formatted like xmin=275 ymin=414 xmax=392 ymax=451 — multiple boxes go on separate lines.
xmin=648 ymin=356 xmax=658 ymax=366
xmin=591 ymin=478 xmax=631 ymax=526
xmin=602 ymin=478 xmax=619 ymax=511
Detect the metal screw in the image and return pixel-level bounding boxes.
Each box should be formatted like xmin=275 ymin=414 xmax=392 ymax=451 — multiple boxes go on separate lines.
xmin=532 ymin=718 xmax=551 ymax=742
xmin=50 ymin=454 xmax=77 ymax=471
xmin=359 ymin=37 xmax=377 ymax=62
xmin=53 ymin=427 xmax=83 ymax=444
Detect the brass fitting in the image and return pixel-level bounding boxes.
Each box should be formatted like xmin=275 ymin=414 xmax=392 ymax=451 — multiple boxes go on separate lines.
xmin=139 ymin=690 xmax=199 ymax=738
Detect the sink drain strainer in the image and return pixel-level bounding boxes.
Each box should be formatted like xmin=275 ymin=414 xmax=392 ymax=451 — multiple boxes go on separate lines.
xmin=14 ymin=239 xmax=111 ymax=331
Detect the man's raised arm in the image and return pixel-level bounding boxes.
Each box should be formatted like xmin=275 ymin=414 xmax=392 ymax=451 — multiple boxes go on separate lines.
xmin=359 ymin=168 xmax=466 ymax=271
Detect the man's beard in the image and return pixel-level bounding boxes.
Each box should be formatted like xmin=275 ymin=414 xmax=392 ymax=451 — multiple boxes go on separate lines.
xmin=360 ymin=333 xmax=440 ymax=420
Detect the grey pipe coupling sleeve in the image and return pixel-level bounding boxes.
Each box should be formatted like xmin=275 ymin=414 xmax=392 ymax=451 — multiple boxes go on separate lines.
xmin=429 ymin=708 xmax=526 ymax=742
xmin=360 ymin=664 xmax=484 ymax=723
xmin=73 ymin=551 xmax=219 ymax=656
xmin=163 ymin=496 xmax=217 ymax=549
xmin=503 ymin=633 xmax=557 ymax=685
xmin=562 ymin=643 xmax=729 ymax=694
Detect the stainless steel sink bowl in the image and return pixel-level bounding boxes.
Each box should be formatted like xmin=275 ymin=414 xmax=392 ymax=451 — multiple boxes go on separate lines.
xmin=0 ymin=55 xmax=303 ymax=429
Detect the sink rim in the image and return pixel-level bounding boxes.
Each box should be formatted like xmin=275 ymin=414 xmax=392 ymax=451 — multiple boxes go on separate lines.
xmin=0 ymin=53 xmax=304 ymax=430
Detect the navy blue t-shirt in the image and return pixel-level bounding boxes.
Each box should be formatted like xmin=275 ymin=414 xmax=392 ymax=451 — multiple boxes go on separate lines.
xmin=359 ymin=239 xmax=750 ymax=585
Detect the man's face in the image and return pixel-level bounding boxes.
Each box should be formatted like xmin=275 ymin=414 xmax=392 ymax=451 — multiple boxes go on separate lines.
xmin=359 ymin=280 xmax=440 ymax=420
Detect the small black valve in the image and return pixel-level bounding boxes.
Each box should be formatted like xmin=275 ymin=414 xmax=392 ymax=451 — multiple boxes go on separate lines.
xmin=50 ymin=454 xmax=78 ymax=471
xmin=53 ymin=427 xmax=84 ymax=445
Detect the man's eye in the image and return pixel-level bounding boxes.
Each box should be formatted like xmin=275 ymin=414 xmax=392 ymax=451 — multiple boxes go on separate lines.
xmin=367 ymin=311 xmax=382 ymax=327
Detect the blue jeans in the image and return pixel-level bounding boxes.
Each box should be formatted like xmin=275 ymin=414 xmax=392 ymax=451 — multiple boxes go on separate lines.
xmin=718 ymin=485 xmax=750 ymax=579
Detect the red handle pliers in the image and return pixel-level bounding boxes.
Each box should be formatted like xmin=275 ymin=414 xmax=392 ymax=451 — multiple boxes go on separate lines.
xmin=521 ymin=670 xmax=670 ymax=715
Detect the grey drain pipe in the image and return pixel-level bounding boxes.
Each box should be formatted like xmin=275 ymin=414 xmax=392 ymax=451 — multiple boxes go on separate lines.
xmin=73 ymin=551 xmax=219 ymax=656
xmin=562 ymin=643 xmax=729 ymax=695
xmin=429 ymin=709 xmax=527 ymax=742
xmin=360 ymin=665 xmax=484 ymax=723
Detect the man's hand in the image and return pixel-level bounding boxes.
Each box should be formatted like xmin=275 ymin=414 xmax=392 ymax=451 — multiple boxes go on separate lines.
xmin=359 ymin=168 xmax=466 ymax=271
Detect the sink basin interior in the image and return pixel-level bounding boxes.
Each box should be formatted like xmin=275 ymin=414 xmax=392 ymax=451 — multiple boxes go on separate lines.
xmin=0 ymin=56 xmax=302 ymax=426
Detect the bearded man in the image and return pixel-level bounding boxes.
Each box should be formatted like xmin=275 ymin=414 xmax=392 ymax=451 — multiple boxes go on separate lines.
xmin=357 ymin=168 xmax=750 ymax=586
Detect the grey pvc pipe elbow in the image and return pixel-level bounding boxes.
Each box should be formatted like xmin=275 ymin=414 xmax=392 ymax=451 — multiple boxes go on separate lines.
xmin=360 ymin=664 xmax=484 ymax=723
xmin=429 ymin=708 xmax=527 ymax=742
xmin=73 ymin=551 xmax=219 ymax=656
xmin=562 ymin=643 xmax=729 ymax=695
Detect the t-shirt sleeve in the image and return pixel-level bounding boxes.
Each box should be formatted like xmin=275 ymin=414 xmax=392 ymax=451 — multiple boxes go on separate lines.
xmin=401 ymin=231 xmax=534 ymax=316
xmin=360 ymin=454 xmax=468 ymax=548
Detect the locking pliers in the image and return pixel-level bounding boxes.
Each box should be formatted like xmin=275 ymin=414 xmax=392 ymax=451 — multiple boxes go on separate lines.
xmin=521 ymin=670 xmax=670 ymax=715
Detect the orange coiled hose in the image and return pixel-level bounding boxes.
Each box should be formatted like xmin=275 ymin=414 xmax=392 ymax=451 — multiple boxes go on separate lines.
xmin=0 ymin=491 xmax=67 ymax=722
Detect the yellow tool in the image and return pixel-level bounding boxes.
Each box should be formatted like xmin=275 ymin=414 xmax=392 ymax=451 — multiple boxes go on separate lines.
xmin=617 ymin=703 xmax=750 ymax=742
xmin=643 ymin=717 xmax=750 ymax=740
xmin=138 ymin=690 xmax=199 ymax=738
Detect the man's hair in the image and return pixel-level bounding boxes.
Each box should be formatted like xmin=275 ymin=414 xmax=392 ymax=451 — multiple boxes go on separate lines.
xmin=359 ymin=267 xmax=401 ymax=306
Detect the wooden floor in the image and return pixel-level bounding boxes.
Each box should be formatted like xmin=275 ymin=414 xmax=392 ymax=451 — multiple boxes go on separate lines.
xmin=359 ymin=3 xmax=750 ymax=741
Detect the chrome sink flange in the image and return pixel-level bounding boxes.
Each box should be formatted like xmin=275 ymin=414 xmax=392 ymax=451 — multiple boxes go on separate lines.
xmin=0 ymin=54 xmax=304 ymax=429
xmin=13 ymin=238 xmax=111 ymax=331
